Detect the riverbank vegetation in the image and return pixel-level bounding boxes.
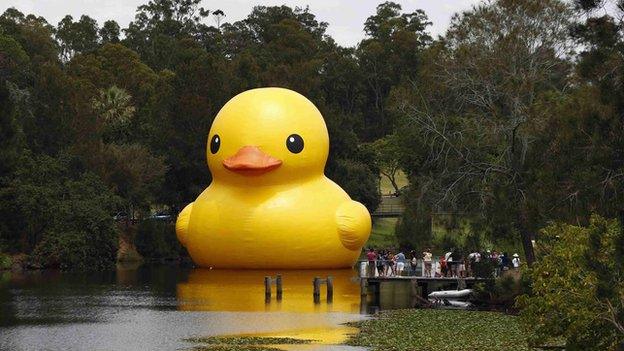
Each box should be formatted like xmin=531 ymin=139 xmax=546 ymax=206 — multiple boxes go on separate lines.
xmin=518 ymin=215 xmax=624 ymax=350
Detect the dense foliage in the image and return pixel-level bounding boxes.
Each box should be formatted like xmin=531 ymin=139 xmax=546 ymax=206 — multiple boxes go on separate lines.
xmin=135 ymin=220 xmax=183 ymax=260
xmin=389 ymin=0 xmax=624 ymax=265
xmin=518 ymin=215 xmax=624 ymax=350
xmin=0 ymin=153 xmax=119 ymax=269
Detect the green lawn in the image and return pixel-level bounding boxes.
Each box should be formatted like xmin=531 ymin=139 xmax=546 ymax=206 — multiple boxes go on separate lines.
xmin=367 ymin=218 xmax=400 ymax=249
xmin=346 ymin=309 xmax=533 ymax=351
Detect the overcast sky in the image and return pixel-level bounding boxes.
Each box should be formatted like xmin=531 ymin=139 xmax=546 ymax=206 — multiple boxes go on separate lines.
xmin=3 ymin=0 xmax=481 ymax=46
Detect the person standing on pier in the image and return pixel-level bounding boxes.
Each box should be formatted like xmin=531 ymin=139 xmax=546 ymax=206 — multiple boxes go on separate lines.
xmin=512 ymin=253 xmax=521 ymax=270
xmin=366 ymin=248 xmax=377 ymax=277
xmin=395 ymin=251 xmax=406 ymax=276
xmin=439 ymin=255 xmax=448 ymax=277
xmin=386 ymin=251 xmax=396 ymax=276
xmin=410 ymin=252 xmax=418 ymax=276
xmin=423 ymin=249 xmax=433 ymax=277
xmin=376 ymin=250 xmax=386 ymax=277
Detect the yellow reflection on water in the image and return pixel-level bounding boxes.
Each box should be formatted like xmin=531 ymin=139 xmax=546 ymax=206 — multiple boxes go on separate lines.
xmin=177 ymin=269 xmax=361 ymax=313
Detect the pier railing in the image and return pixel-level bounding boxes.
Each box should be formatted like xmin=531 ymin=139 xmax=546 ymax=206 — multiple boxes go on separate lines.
xmin=356 ymin=258 xmax=499 ymax=279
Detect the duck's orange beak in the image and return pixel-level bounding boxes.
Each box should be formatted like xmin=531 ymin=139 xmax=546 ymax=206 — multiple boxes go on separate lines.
xmin=222 ymin=146 xmax=282 ymax=175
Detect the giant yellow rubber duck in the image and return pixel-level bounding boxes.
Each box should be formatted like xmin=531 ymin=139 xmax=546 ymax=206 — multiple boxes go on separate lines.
xmin=176 ymin=87 xmax=371 ymax=269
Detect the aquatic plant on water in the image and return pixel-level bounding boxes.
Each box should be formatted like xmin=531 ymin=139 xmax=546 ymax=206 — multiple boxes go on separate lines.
xmin=184 ymin=336 xmax=313 ymax=351
xmin=346 ymin=309 xmax=532 ymax=351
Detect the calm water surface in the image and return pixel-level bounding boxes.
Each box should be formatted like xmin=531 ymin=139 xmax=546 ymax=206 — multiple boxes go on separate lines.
xmin=0 ymin=265 xmax=370 ymax=351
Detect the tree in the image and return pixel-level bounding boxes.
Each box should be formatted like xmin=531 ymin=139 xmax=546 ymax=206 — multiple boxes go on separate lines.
xmin=221 ymin=5 xmax=330 ymax=98
xmin=0 ymin=8 xmax=58 ymax=63
xmin=356 ymin=2 xmax=431 ymax=140
xmin=370 ymin=133 xmax=403 ymax=195
xmin=100 ymin=143 xmax=167 ymax=219
xmin=123 ymin=0 xmax=215 ymax=69
xmin=393 ymin=0 xmax=573 ymax=264
xmin=0 ymin=34 xmax=29 ymax=178
xmin=91 ymin=85 xmax=136 ymax=143
xmin=90 ymin=86 xmax=167 ymax=217
xmin=0 ymin=152 xmax=120 ymax=269
xmin=56 ymin=15 xmax=100 ymax=61
xmin=212 ymin=9 xmax=225 ymax=28
xmin=100 ymin=20 xmax=120 ymax=43
xmin=518 ymin=215 xmax=624 ymax=350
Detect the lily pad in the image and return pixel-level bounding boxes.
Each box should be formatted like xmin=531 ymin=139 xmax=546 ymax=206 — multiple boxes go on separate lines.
xmin=184 ymin=336 xmax=313 ymax=349
xmin=346 ymin=309 xmax=534 ymax=351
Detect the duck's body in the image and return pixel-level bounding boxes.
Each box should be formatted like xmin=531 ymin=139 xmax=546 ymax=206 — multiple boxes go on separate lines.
xmin=176 ymin=87 xmax=371 ymax=269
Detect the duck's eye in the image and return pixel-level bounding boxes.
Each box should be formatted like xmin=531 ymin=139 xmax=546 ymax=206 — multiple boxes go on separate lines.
xmin=286 ymin=134 xmax=304 ymax=154
xmin=210 ymin=134 xmax=220 ymax=154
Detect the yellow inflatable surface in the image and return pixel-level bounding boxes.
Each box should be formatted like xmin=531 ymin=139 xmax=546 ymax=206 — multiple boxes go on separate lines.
xmin=176 ymin=87 xmax=371 ymax=269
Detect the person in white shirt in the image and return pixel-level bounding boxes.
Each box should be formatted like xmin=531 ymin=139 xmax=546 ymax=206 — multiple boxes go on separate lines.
xmin=423 ymin=249 xmax=433 ymax=277
xmin=395 ymin=251 xmax=406 ymax=276
xmin=512 ymin=253 xmax=521 ymax=269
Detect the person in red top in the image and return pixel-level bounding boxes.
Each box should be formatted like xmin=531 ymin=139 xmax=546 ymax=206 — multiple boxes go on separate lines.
xmin=366 ymin=248 xmax=377 ymax=277
xmin=439 ymin=256 xmax=447 ymax=277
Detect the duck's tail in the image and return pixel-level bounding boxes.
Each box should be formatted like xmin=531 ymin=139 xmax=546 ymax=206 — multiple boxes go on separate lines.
xmin=176 ymin=202 xmax=194 ymax=247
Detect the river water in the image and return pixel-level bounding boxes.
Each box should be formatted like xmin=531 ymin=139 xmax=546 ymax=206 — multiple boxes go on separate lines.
xmin=0 ymin=265 xmax=375 ymax=351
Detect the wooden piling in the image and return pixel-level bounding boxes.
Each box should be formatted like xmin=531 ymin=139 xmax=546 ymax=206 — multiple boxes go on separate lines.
xmin=313 ymin=277 xmax=321 ymax=303
xmin=326 ymin=276 xmax=333 ymax=302
xmin=276 ymin=274 xmax=283 ymax=300
xmin=360 ymin=277 xmax=368 ymax=297
xmin=264 ymin=276 xmax=271 ymax=302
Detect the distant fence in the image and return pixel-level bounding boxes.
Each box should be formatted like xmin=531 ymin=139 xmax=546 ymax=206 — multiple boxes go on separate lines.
xmin=372 ymin=202 xmax=405 ymax=217
xmin=372 ymin=195 xmax=405 ymax=217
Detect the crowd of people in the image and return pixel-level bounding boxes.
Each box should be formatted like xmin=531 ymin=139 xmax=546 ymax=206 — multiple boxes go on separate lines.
xmin=365 ymin=248 xmax=521 ymax=278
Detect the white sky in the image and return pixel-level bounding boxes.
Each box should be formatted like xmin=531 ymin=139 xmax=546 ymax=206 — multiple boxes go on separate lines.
xmin=2 ymin=0 xmax=481 ymax=47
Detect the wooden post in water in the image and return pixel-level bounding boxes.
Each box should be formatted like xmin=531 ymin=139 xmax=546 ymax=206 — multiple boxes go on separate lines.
xmin=264 ymin=276 xmax=271 ymax=303
xmin=276 ymin=274 xmax=283 ymax=301
xmin=313 ymin=277 xmax=321 ymax=303
xmin=326 ymin=276 xmax=334 ymax=302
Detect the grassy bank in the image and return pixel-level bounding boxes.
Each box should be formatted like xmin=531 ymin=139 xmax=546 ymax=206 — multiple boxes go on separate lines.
xmin=368 ymin=218 xmax=400 ymax=248
xmin=346 ymin=309 xmax=531 ymax=351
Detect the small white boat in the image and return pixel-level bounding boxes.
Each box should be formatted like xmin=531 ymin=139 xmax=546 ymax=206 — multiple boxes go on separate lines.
xmin=428 ymin=289 xmax=473 ymax=299
xmin=428 ymin=298 xmax=473 ymax=309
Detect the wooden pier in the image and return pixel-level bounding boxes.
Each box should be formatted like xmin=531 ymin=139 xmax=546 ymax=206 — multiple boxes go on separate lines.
xmin=361 ymin=275 xmax=488 ymax=310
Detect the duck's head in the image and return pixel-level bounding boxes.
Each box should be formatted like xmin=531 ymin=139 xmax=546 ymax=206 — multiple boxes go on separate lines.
xmin=207 ymin=88 xmax=329 ymax=186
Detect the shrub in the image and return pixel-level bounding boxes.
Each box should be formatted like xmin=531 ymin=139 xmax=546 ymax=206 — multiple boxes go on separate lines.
xmin=517 ymin=215 xmax=624 ymax=350
xmin=31 ymin=229 xmax=117 ymax=270
xmin=135 ymin=219 xmax=183 ymax=260
xmin=1 ymin=153 xmax=120 ymax=269
xmin=473 ymin=259 xmax=498 ymax=278
xmin=0 ymin=253 xmax=11 ymax=270
xmin=472 ymin=274 xmax=525 ymax=311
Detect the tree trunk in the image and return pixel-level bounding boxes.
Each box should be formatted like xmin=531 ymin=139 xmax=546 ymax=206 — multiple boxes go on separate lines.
xmin=381 ymin=171 xmax=400 ymax=195
xmin=389 ymin=176 xmax=400 ymax=195
xmin=517 ymin=207 xmax=535 ymax=266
